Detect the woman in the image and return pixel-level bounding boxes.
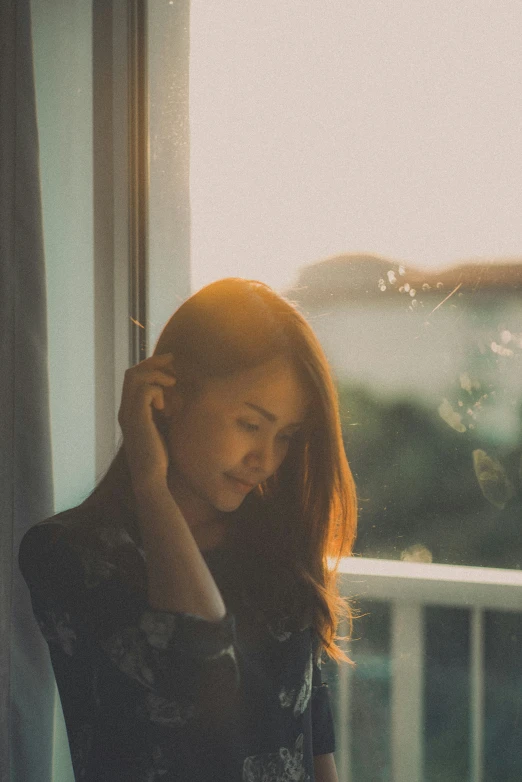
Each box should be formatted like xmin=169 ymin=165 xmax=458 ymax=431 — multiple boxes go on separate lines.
xmin=19 ymin=278 xmax=357 ymax=782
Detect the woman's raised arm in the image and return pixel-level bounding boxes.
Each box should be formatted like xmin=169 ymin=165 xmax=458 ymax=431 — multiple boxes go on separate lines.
xmin=118 ymin=353 xmax=226 ymax=621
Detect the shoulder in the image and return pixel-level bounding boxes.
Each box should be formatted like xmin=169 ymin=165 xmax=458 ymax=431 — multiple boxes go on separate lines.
xmin=20 ymin=503 xmax=121 ymax=555
xmin=18 ymin=502 xmax=144 ymax=592
xmin=19 ymin=505 xmax=84 ymax=562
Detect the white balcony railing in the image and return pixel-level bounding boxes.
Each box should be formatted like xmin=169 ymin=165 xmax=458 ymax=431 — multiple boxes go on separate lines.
xmin=334 ymin=558 xmax=522 ymax=782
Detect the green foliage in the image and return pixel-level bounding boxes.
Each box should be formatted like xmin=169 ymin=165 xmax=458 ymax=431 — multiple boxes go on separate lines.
xmin=336 ymin=381 xmax=522 ymax=568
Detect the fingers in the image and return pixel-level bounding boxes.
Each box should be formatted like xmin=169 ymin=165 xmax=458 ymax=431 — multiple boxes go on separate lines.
xmin=130 ymin=369 xmax=177 ymax=386
xmin=121 ymin=373 xmax=175 ymax=410
xmin=124 ymin=355 xmax=177 ymax=390
xmin=149 ymin=385 xmax=166 ymax=411
xmin=138 ymin=352 xmax=174 ymax=368
xmin=137 ymin=355 xmax=175 ymax=382
xmin=118 ymin=356 xmax=173 ymax=485
xmin=119 ymin=354 xmax=178 ymax=430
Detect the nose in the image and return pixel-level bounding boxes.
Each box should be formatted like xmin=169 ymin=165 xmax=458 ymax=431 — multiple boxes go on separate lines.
xmin=244 ymin=437 xmax=280 ymax=477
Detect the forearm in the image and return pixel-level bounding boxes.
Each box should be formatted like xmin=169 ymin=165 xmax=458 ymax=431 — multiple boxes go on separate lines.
xmin=134 ymin=481 xmax=226 ymax=622
xmin=313 ymin=753 xmax=339 ymax=782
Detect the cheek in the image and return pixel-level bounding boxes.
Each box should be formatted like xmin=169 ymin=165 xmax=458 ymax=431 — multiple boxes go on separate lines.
xmin=169 ymin=411 xmax=235 ymax=472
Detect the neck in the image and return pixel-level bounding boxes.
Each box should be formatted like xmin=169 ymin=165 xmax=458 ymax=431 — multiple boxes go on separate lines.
xmin=166 ymin=468 xmax=221 ymax=531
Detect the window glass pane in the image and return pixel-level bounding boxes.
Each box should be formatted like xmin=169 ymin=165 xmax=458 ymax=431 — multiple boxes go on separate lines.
xmin=189 ymin=0 xmax=522 ymax=571
xmin=424 ymin=607 xmax=471 ymax=781
xmin=188 ymin=4 xmax=522 ymax=781
xmin=484 ymin=611 xmax=522 ymax=782
xmin=32 ymin=1 xmax=94 ymax=779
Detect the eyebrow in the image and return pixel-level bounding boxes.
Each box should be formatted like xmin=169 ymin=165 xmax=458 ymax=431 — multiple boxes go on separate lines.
xmin=244 ymin=402 xmax=303 ymax=429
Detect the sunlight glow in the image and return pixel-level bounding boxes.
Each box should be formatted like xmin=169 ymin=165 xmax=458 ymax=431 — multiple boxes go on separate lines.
xmin=189 ymin=1 xmax=522 ymax=292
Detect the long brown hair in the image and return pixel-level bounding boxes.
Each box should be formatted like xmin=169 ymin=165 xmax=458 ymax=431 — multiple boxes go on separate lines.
xmin=84 ymin=278 xmax=357 ymax=662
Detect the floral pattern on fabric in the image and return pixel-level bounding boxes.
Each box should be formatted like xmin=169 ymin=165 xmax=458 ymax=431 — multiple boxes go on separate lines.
xmin=242 ymin=733 xmax=310 ymax=782
xmin=19 ymin=507 xmax=336 ymax=781
xmin=143 ymin=744 xmax=172 ymax=781
xmin=37 ymin=607 xmax=77 ymax=656
xmin=278 ymin=652 xmax=313 ymax=717
xmin=139 ymin=692 xmax=196 ymax=726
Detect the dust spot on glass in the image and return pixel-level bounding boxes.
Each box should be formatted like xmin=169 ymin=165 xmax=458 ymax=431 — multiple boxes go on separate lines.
xmin=387 ymin=270 xmax=397 ymax=285
xmin=460 ymin=374 xmax=471 ymax=393
xmin=436 ymin=282 xmax=444 ymax=289
xmin=438 ymin=398 xmax=466 ymax=433
xmin=491 ymin=341 xmax=514 ymax=357
xmin=472 ymin=449 xmax=515 ymax=509
xmin=459 ymin=372 xmax=480 ymax=394
xmin=400 ymin=544 xmax=433 ymax=563
xmin=422 ymin=283 xmax=431 ymax=291
xmin=378 ymin=278 xmax=387 ymax=292
xmin=398 ymin=265 xmax=406 ymax=276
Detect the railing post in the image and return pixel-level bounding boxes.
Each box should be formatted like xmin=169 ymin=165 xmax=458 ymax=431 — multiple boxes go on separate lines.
xmin=470 ymin=607 xmax=485 ymax=782
xmin=391 ymin=601 xmax=424 ymax=782
xmin=336 ymin=615 xmax=353 ymax=782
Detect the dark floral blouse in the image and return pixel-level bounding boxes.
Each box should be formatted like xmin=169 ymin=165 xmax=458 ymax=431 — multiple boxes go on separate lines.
xmin=18 ymin=503 xmax=336 ymax=782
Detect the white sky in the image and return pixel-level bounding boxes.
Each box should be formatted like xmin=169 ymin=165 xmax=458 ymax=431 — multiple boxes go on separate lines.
xmin=189 ymin=0 xmax=522 ymax=293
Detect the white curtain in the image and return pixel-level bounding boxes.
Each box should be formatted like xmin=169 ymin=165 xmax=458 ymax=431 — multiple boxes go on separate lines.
xmin=0 ymin=1 xmax=56 ymax=781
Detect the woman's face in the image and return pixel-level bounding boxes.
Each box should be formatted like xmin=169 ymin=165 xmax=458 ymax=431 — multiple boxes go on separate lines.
xmin=164 ymin=356 xmax=309 ymax=527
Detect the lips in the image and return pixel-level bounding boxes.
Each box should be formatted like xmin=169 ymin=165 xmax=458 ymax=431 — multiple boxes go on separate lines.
xmin=225 ymin=475 xmax=258 ymax=491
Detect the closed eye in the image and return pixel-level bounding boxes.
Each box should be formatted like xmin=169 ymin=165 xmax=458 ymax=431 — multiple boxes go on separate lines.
xmin=237 ymin=419 xmax=259 ymax=432
xmin=238 ymin=418 xmax=301 ymax=441
xmin=278 ymin=429 xmax=301 ymax=443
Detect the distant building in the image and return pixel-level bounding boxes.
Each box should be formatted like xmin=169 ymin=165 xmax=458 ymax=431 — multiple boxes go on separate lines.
xmin=286 ymin=253 xmax=522 ymax=445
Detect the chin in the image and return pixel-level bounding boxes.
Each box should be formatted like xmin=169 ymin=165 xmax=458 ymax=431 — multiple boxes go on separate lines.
xmin=214 ymin=496 xmax=246 ymax=513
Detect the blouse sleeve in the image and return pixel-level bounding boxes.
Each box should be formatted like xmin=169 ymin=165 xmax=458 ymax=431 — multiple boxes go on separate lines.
xmin=310 ymin=635 xmax=336 ymax=756
xmin=18 ymin=521 xmax=239 ymax=723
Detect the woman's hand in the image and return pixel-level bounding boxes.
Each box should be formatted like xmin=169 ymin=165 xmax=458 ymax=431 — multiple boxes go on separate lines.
xmin=118 ymin=353 xmax=177 ymax=491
